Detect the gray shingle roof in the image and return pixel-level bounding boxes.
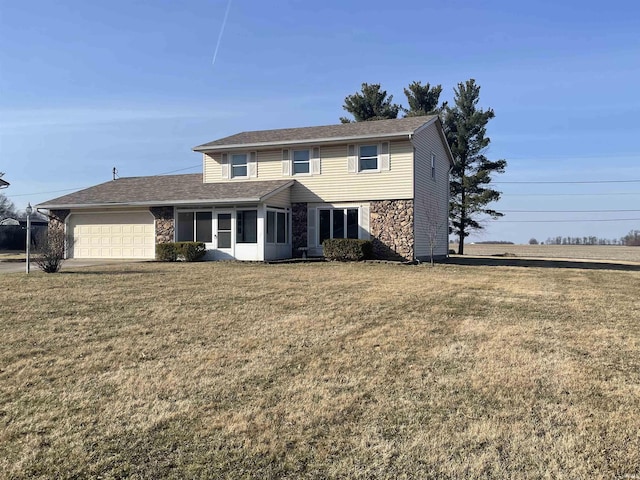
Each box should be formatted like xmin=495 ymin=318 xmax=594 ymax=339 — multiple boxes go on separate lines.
xmin=37 ymin=174 xmax=293 ymax=209
xmin=193 ymin=116 xmax=438 ymax=151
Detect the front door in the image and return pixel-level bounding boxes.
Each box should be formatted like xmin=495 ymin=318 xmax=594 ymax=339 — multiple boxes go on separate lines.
xmin=214 ymin=211 xmax=234 ymax=259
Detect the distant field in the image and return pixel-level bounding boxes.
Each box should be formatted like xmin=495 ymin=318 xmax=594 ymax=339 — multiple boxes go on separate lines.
xmin=455 ymin=243 xmax=640 ymax=263
xmin=2 ymin=261 xmax=640 ymax=478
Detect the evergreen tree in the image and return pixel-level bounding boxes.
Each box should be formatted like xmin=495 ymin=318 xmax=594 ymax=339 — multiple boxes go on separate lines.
xmin=403 ymin=81 xmax=446 ymax=116
xmin=340 ymin=83 xmax=401 ymax=123
xmin=444 ymin=79 xmax=507 ymax=254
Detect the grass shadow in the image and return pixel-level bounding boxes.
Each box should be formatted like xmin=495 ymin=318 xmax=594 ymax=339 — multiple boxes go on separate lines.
xmin=443 ymin=256 xmax=640 ymax=272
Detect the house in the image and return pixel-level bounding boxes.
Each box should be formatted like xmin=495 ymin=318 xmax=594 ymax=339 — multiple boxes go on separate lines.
xmin=38 ymin=115 xmax=453 ymax=261
xmin=0 ymin=174 xmax=9 ymax=189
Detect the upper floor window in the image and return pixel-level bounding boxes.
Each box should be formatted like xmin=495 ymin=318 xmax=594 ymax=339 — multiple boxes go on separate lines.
xmin=431 ymin=152 xmax=436 ymax=179
xmin=347 ymin=142 xmax=389 ymax=173
xmin=293 ymin=149 xmax=310 ymax=174
xmin=231 ymin=153 xmax=248 ymax=178
xmin=359 ymin=145 xmax=378 ymax=171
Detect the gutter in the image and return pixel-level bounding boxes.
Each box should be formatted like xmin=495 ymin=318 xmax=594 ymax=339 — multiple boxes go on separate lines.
xmin=193 ymin=132 xmax=416 ymax=152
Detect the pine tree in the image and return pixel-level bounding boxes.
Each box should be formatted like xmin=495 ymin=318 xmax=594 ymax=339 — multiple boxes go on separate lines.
xmin=444 ymin=79 xmax=507 ymax=254
xmin=403 ymin=81 xmax=446 ymax=116
xmin=340 ymin=83 xmax=401 ymax=123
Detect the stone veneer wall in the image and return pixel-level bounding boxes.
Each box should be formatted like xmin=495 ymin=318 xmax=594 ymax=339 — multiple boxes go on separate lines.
xmin=370 ymin=200 xmax=414 ymax=261
xmin=150 ymin=207 xmax=174 ymax=244
xmin=291 ymin=202 xmax=307 ymax=256
xmin=48 ymin=209 xmax=70 ymax=236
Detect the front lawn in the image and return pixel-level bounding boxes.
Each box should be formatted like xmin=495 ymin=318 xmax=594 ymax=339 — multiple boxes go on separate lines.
xmin=1 ymin=262 xmax=639 ymax=478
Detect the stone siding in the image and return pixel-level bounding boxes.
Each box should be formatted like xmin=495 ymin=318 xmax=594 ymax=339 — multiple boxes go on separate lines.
xmin=370 ymin=200 xmax=414 ymax=261
xmin=150 ymin=207 xmax=174 ymax=244
xmin=291 ymin=202 xmax=307 ymax=256
xmin=48 ymin=209 xmax=70 ymax=236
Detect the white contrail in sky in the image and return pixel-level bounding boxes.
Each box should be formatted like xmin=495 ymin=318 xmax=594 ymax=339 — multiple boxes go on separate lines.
xmin=212 ymin=0 xmax=233 ymax=67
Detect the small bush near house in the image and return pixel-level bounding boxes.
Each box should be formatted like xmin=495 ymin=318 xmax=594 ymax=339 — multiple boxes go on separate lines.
xmin=176 ymin=242 xmax=206 ymax=262
xmin=322 ymin=238 xmax=373 ymax=261
xmin=34 ymin=229 xmax=67 ymax=273
xmin=156 ymin=243 xmax=177 ymax=262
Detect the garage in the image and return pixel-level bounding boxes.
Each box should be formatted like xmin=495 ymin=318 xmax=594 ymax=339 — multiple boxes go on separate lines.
xmin=69 ymin=211 xmax=155 ymax=259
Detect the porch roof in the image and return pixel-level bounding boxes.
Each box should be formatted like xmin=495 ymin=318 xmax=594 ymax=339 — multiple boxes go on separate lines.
xmin=37 ymin=174 xmax=294 ymax=210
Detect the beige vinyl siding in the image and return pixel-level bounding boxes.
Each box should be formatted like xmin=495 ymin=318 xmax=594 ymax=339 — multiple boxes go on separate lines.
xmin=264 ymin=186 xmax=291 ymax=208
xmin=412 ymin=123 xmax=450 ymax=259
xmin=203 ymin=141 xmax=414 ymax=203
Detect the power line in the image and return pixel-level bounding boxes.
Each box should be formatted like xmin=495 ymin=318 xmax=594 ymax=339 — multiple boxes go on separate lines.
xmin=503 ymin=192 xmax=640 ymax=197
xmin=495 ymin=179 xmax=640 ymax=184
xmin=498 ymin=218 xmax=640 ymax=223
xmin=501 ymin=209 xmax=640 ymax=213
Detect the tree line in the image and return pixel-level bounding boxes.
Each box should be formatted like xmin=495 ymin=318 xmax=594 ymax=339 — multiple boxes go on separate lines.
xmin=340 ymin=80 xmax=507 ymax=254
xmin=540 ymin=230 xmax=640 ymax=246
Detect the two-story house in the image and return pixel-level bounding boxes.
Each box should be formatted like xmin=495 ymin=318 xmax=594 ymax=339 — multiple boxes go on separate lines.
xmin=38 ymin=115 xmax=453 ymax=261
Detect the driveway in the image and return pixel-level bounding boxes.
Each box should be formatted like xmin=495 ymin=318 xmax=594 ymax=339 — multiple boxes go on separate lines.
xmin=0 ymin=259 xmax=150 ymax=274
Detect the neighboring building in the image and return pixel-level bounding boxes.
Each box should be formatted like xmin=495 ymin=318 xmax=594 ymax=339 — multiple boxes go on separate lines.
xmin=38 ymin=116 xmax=452 ymax=261
xmin=0 ymin=174 xmax=9 ymax=189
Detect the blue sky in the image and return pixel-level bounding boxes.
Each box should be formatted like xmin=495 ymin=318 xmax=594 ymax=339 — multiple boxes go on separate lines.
xmin=1 ymin=0 xmax=639 ymax=243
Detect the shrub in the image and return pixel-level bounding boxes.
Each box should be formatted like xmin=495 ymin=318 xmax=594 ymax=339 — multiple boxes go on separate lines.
xmin=34 ymin=229 xmax=67 ymax=273
xmin=156 ymin=243 xmax=177 ymax=262
xmin=175 ymin=242 xmax=206 ymax=262
xmin=322 ymin=238 xmax=373 ymax=261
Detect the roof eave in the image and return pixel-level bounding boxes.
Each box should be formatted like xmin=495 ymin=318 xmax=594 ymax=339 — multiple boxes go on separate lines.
xmin=193 ymin=132 xmax=414 ymax=152
xmin=37 ymin=198 xmax=264 ymax=210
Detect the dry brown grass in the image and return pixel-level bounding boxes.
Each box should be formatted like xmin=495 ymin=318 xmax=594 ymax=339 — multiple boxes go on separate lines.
xmin=1 ymin=261 xmax=639 ymax=478
xmin=459 ymin=243 xmax=640 ymax=263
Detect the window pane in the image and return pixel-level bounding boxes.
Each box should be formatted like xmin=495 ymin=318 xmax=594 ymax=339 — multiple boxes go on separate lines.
xmin=333 ymin=209 xmax=344 ymax=238
xmin=277 ymin=212 xmax=286 ymax=243
xmin=231 ymin=154 xmax=247 ymax=166
xmin=319 ymin=209 xmax=331 ymax=245
xmin=293 ymin=162 xmax=309 ymax=174
xmin=347 ymin=209 xmax=358 ymax=239
xmin=232 ymin=165 xmax=247 ymax=177
xmin=177 ymin=212 xmax=194 ymax=242
xmin=360 ymin=145 xmax=377 ymax=157
xmin=360 ymin=158 xmax=377 ymax=170
xmin=266 ymin=211 xmax=275 ymax=243
xmin=196 ymin=212 xmax=212 ymax=243
xmin=218 ymin=232 xmax=231 ymax=248
xmin=237 ymin=210 xmax=257 ymax=243
xmin=293 ymin=150 xmax=309 ymax=161
xmin=218 ymin=213 xmax=231 ymax=231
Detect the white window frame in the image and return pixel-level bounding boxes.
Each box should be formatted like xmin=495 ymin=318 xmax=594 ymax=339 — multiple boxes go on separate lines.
xmin=266 ymin=207 xmax=290 ymax=245
xmin=359 ymin=144 xmax=379 ymax=172
xmin=230 ymin=153 xmax=248 ymax=178
xmin=292 ymin=149 xmax=311 ymax=175
xmin=317 ymin=207 xmax=360 ymax=245
xmin=175 ymin=209 xmax=213 ymax=243
xmin=431 ymin=152 xmax=436 ymax=180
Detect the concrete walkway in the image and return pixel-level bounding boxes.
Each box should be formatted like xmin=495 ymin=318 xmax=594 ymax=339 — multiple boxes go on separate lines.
xmin=0 ymin=259 xmax=149 ymax=274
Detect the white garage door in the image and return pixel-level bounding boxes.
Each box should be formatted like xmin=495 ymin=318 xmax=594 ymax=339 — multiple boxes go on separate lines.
xmin=70 ymin=212 xmax=155 ymax=259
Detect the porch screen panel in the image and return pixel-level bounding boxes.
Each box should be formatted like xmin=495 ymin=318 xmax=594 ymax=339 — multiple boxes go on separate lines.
xmin=177 ymin=212 xmax=194 ymax=242
xmin=196 ymin=212 xmax=212 ymax=243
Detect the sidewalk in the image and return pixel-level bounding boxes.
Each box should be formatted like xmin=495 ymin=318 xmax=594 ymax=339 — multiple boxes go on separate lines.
xmin=0 ymin=258 xmax=149 ymax=274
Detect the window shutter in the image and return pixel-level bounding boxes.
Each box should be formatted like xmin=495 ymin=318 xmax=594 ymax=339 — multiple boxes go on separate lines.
xmin=221 ymin=153 xmax=229 ymax=179
xmin=380 ymin=142 xmax=390 ymax=171
xmin=347 ymin=144 xmax=357 ymax=173
xmin=307 ymin=207 xmax=316 ymax=248
xmin=311 ymin=147 xmax=321 ymax=175
xmin=282 ymin=149 xmax=291 ymax=176
xmin=359 ymin=204 xmax=370 ymax=240
xmin=248 ymin=151 xmax=258 ymax=178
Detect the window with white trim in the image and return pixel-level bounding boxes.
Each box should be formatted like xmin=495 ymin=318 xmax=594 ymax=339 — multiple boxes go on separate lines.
xmin=318 ymin=208 xmax=359 ymax=245
xmin=266 ymin=209 xmax=289 ymax=244
xmin=231 ymin=153 xmax=248 ymax=178
xmin=177 ymin=211 xmax=212 ymax=243
xmin=236 ymin=210 xmax=257 ymax=243
xmin=359 ymin=145 xmax=378 ymax=171
xmin=293 ymin=149 xmax=310 ymax=174
xmin=431 ymin=152 xmax=436 ymax=180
